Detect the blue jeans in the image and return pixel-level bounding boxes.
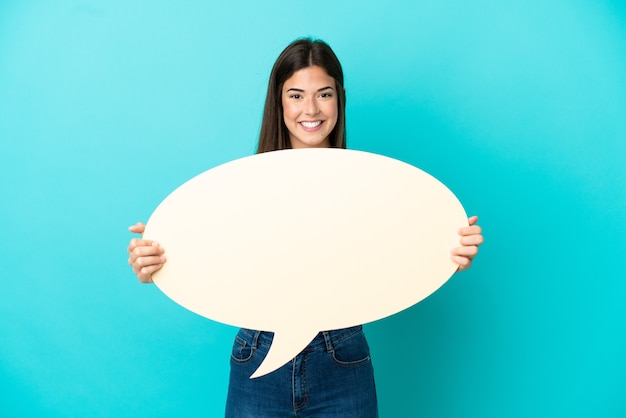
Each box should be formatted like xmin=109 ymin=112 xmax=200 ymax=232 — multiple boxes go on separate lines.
xmin=225 ymin=325 xmax=378 ymax=417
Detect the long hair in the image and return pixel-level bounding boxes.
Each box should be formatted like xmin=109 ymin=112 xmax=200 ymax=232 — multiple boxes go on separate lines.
xmin=256 ymin=38 xmax=346 ymax=153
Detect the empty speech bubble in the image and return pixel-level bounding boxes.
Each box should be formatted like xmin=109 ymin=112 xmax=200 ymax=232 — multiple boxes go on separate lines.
xmin=143 ymin=148 xmax=467 ymax=378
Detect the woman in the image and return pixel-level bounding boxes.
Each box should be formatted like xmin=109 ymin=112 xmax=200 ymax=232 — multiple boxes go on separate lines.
xmin=127 ymin=38 xmax=484 ymax=417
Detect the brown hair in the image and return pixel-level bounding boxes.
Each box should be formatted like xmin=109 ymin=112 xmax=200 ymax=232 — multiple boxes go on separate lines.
xmin=256 ymin=38 xmax=346 ymax=153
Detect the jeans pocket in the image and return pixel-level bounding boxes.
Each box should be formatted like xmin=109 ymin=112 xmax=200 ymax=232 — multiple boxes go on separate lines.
xmin=330 ymin=330 xmax=371 ymax=367
xmin=230 ymin=335 xmax=255 ymax=364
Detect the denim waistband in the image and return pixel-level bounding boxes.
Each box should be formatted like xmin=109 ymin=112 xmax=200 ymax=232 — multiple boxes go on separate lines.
xmin=238 ymin=325 xmax=363 ymax=352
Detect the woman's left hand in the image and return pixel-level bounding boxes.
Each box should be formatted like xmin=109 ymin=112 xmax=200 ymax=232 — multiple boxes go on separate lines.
xmin=451 ymin=215 xmax=484 ymax=271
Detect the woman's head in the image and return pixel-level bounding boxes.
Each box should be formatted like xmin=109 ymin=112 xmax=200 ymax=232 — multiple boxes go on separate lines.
xmin=257 ymin=38 xmax=346 ymax=153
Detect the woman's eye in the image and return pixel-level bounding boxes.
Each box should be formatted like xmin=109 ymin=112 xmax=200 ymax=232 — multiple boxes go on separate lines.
xmin=320 ymin=93 xmax=333 ymax=98
xmin=290 ymin=94 xmax=301 ymax=99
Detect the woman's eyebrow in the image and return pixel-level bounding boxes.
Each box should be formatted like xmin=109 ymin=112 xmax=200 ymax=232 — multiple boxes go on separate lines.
xmin=285 ymin=86 xmax=335 ymax=93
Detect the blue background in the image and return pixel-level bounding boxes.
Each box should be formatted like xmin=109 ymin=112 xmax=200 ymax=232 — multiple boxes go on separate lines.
xmin=1 ymin=1 xmax=625 ymax=417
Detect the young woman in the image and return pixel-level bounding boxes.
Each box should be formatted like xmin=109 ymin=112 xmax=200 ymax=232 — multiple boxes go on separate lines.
xmin=127 ymin=38 xmax=484 ymax=417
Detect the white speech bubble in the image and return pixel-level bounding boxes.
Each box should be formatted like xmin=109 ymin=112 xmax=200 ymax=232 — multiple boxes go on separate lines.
xmin=143 ymin=148 xmax=467 ymax=378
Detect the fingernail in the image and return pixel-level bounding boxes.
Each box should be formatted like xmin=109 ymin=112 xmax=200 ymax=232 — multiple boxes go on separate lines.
xmin=152 ymin=241 xmax=159 ymax=247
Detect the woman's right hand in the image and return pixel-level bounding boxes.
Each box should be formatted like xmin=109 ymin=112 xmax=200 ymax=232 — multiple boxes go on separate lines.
xmin=127 ymin=222 xmax=166 ymax=283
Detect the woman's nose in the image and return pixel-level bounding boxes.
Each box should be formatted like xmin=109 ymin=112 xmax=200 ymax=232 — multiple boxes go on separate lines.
xmin=304 ymin=97 xmax=319 ymax=115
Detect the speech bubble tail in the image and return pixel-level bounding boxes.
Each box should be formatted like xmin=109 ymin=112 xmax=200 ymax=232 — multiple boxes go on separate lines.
xmin=249 ymin=329 xmax=318 ymax=379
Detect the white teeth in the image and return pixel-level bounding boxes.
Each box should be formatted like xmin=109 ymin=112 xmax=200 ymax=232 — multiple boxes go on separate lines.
xmin=300 ymin=121 xmax=322 ymax=128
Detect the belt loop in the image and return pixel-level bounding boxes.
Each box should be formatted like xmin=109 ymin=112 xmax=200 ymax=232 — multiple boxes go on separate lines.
xmin=322 ymin=331 xmax=334 ymax=352
xmin=251 ymin=330 xmax=262 ymax=349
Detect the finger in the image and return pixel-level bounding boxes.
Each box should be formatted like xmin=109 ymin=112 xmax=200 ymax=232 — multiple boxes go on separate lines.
xmin=129 ymin=248 xmax=165 ymax=267
xmin=137 ymin=263 xmax=165 ymax=283
xmin=128 ymin=222 xmax=146 ymax=235
xmin=451 ymin=255 xmax=472 ymax=271
xmin=458 ymin=224 xmax=482 ymax=236
xmin=460 ymin=234 xmax=484 ymax=246
xmin=132 ymin=254 xmax=166 ymax=272
xmin=467 ymin=215 xmax=478 ymax=226
xmin=138 ymin=274 xmax=153 ymax=283
xmin=129 ymin=239 xmax=161 ymax=251
xmin=451 ymin=245 xmax=479 ymax=258
xmin=128 ymin=240 xmax=163 ymax=257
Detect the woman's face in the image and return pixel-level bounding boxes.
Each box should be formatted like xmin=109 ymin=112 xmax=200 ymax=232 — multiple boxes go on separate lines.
xmin=281 ymin=66 xmax=338 ymax=149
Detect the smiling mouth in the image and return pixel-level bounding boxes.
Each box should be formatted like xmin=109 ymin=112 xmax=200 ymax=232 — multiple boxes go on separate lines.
xmin=299 ymin=121 xmax=322 ymax=129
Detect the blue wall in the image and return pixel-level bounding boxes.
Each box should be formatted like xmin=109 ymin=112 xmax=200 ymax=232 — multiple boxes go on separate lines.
xmin=1 ymin=1 xmax=625 ymax=417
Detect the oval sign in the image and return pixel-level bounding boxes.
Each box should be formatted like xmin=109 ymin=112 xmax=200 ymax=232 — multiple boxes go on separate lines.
xmin=143 ymin=148 xmax=467 ymax=378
